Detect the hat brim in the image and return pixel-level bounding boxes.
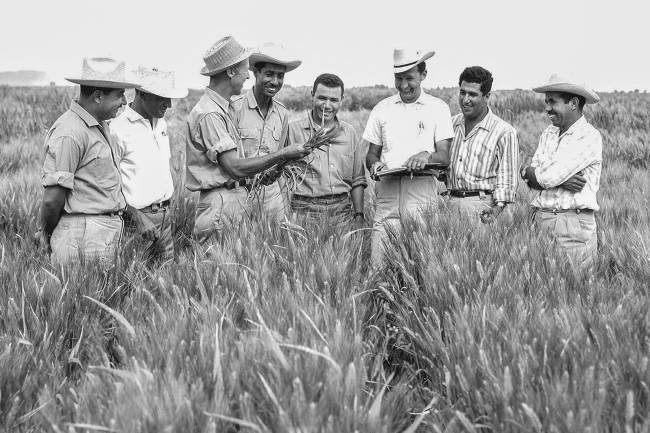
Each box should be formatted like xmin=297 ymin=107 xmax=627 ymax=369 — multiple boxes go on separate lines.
xmin=139 ymin=87 xmax=189 ymax=99
xmin=393 ymin=51 xmax=435 ymax=74
xmin=65 ymin=78 xmax=141 ymax=89
xmin=248 ymin=53 xmax=301 ymax=73
xmin=200 ymin=48 xmax=254 ymax=76
xmin=533 ymin=83 xmax=600 ymax=104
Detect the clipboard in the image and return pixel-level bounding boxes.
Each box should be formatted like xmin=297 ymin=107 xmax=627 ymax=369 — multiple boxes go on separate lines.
xmin=375 ymin=163 xmax=449 ymax=178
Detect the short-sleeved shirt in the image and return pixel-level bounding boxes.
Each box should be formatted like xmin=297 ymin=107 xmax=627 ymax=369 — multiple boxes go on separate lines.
xmin=287 ymin=112 xmax=367 ymax=198
xmin=185 ymin=87 xmax=242 ymax=192
xmin=530 ymin=116 xmax=602 ymax=211
xmin=362 ymin=92 xmax=454 ymax=168
xmin=110 ymin=105 xmax=174 ymax=209
xmin=42 ymin=101 xmax=126 ymax=214
xmin=229 ymin=89 xmax=289 ymax=157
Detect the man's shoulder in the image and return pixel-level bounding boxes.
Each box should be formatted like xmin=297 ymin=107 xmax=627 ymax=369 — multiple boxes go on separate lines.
xmin=288 ymin=111 xmax=310 ymax=128
xmin=487 ymin=111 xmax=516 ymax=135
xmin=47 ymin=109 xmax=88 ymax=143
xmin=368 ymin=94 xmax=399 ymax=117
xmin=229 ymin=93 xmax=246 ymax=110
xmin=338 ymin=119 xmax=357 ymax=136
xmin=421 ymin=92 xmax=451 ymax=110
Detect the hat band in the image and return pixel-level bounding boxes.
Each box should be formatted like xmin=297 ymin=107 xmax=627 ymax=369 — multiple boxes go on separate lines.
xmin=394 ymin=60 xmax=418 ymax=68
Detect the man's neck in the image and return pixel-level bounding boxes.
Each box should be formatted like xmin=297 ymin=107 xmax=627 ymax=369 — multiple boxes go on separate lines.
xmin=253 ymin=86 xmax=272 ymax=116
xmin=207 ymin=81 xmax=233 ymax=102
xmin=559 ymin=114 xmax=582 ymax=136
xmin=464 ymin=106 xmax=489 ymax=133
xmin=76 ymin=98 xmax=104 ymax=123
xmin=131 ymin=99 xmax=154 ymax=127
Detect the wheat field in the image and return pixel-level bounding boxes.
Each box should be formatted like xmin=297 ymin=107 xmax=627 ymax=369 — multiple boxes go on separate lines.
xmin=1 ymin=86 xmax=649 ymax=432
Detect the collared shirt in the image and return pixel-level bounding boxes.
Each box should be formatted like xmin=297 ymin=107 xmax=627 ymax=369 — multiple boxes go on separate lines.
xmin=42 ymin=101 xmax=126 ymax=214
xmin=448 ymin=109 xmax=519 ymax=203
xmin=229 ymin=89 xmax=289 ymax=157
xmin=185 ymin=87 xmax=241 ymax=192
xmin=110 ymin=105 xmax=174 ymax=209
xmin=530 ymin=116 xmax=602 ymax=211
xmin=362 ymin=92 xmax=454 ymax=169
xmin=287 ymin=112 xmax=367 ymax=198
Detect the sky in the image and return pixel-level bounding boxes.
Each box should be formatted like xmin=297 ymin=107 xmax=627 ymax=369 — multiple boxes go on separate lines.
xmin=2 ymin=0 xmax=648 ymax=91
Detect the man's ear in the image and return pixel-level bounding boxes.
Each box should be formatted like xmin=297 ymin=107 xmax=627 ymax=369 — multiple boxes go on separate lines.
xmin=91 ymin=90 xmax=103 ymax=104
xmin=421 ymin=69 xmax=428 ymax=80
xmin=484 ymin=91 xmax=491 ymax=101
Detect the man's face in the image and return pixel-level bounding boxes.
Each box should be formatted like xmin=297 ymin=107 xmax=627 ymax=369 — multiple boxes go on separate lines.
xmin=230 ymin=59 xmax=251 ymax=95
xmin=254 ymin=63 xmax=286 ymax=98
xmin=459 ymin=81 xmax=489 ymax=119
xmin=142 ymin=92 xmax=172 ymax=119
xmin=97 ymin=89 xmax=127 ymax=120
xmin=544 ymin=91 xmax=574 ymax=129
xmin=311 ymin=84 xmax=343 ymax=124
xmin=395 ymin=66 xmax=426 ymax=103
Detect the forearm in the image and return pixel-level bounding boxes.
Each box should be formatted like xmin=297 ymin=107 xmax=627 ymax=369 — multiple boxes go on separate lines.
xmin=350 ymin=186 xmax=364 ymax=213
xmin=40 ymin=202 xmax=64 ymax=237
xmin=223 ymin=151 xmax=290 ymax=179
xmin=366 ymin=151 xmax=381 ymax=170
xmin=523 ymin=166 xmax=544 ymax=190
xmin=428 ymin=148 xmax=450 ymax=165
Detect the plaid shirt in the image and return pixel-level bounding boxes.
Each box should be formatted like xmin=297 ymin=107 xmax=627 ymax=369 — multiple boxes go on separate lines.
xmin=530 ymin=116 xmax=602 ymax=211
xmin=447 ymin=109 xmax=519 ymax=203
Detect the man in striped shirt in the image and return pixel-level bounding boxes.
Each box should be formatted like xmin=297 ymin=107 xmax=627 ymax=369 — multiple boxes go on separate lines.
xmin=446 ymin=66 xmax=518 ymax=224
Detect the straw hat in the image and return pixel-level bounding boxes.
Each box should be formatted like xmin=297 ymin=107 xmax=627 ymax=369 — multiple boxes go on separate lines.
xmin=533 ymin=73 xmax=600 ymax=104
xmin=66 ymin=57 xmax=141 ymax=88
xmin=133 ymin=66 xmax=188 ymax=99
xmin=200 ymin=36 xmax=253 ymax=76
xmin=393 ymin=48 xmax=435 ymax=74
xmin=249 ymin=43 xmax=301 ymax=72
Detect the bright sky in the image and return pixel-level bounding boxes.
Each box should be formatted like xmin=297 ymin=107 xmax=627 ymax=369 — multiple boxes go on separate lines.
xmin=2 ymin=0 xmax=647 ymax=91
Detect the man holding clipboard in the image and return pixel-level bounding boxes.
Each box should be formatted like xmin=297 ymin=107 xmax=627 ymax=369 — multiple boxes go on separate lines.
xmin=363 ymin=47 xmax=454 ymax=265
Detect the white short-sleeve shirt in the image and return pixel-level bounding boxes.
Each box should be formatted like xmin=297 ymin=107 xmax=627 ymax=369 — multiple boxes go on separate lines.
xmin=362 ymin=92 xmax=454 ymax=169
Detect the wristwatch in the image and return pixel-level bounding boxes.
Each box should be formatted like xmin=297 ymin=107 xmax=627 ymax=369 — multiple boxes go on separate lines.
xmin=520 ymin=166 xmax=529 ymax=184
xmin=496 ymin=201 xmax=506 ymax=208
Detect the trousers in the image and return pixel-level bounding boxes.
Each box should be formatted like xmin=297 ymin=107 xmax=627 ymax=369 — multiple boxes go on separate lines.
xmin=50 ymin=214 xmax=123 ymax=266
xmin=194 ymin=187 xmax=251 ymax=242
xmin=124 ymin=206 xmax=174 ymax=262
xmin=248 ymin=181 xmax=287 ymax=220
xmin=533 ymin=208 xmax=597 ymax=268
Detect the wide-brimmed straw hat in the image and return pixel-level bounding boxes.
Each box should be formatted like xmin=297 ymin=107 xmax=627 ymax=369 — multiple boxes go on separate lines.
xmin=393 ymin=48 xmax=435 ymax=74
xmin=66 ymin=57 xmax=141 ymax=88
xmin=533 ymin=73 xmax=600 ymax=104
xmin=200 ymin=36 xmax=253 ymax=76
xmin=132 ymin=66 xmax=188 ymax=99
xmin=249 ymin=43 xmax=301 ymax=73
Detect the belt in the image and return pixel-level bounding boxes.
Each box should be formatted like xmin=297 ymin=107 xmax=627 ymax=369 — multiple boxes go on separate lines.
xmin=293 ymin=193 xmax=348 ymax=203
xmin=443 ymin=189 xmax=492 ymax=198
xmin=64 ymin=210 xmax=124 ymax=217
xmin=386 ymin=171 xmax=436 ymax=178
xmin=222 ymin=179 xmax=251 ymax=190
xmin=536 ymin=207 xmax=594 ymax=215
xmin=140 ymin=199 xmax=171 ymax=213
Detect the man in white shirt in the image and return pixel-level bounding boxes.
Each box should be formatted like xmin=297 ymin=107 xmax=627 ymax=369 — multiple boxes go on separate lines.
xmin=363 ymin=47 xmax=454 ymax=265
xmin=111 ymin=67 xmax=188 ymax=262
xmin=521 ymin=74 xmax=602 ymax=268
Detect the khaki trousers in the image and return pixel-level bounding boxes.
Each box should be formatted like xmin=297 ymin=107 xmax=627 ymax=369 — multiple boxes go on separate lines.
xmin=291 ymin=193 xmax=352 ymax=225
xmin=50 ymin=214 xmax=123 ymax=266
xmin=124 ymin=207 xmax=174 ymax=262
xmin=448 ymin=194 xmax=493 ymax=222
xmin=371 ymin=175 xmax=442 ymax=265
xmin=533 ymin=209 xmax=597 ymax=268
xmin=248 ymin=181 xmax=287 ymax=220
xmin=194 ymin=187 xmax=251 ymax=242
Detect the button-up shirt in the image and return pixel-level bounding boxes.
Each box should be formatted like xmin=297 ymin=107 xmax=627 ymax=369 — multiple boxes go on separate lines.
xmin=530 ymin=116 xmax=602 ymax=211
xmin=42 ymin=101 xmax=126 ymax=214
xmin=185 ymin=87 xmax=242 ymax=192
xmin=110 ymin=105 xmax=174 ymax=209
xmin=362 ymin=92 xmax=454 ymax=169
xmin=229 ymin=89 xmax=288 ymax=157
xmin=287 ymin=112 xmax=367 ymax=198
xmin=448 ymin=109 xmax=519 ymax=203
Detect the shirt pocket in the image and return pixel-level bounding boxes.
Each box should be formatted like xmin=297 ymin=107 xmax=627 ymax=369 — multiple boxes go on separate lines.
xmin=238 ymin=127 xmax=260 ymax=157
xmin=330 ymin=144 xmax=354 ymax=183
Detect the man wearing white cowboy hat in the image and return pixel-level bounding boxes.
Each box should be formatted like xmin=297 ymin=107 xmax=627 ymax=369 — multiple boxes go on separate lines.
xmin=39 ymin=57 xmax=140 ymax=265
xmin=186 ymin=36 xmax=328 ymax=241
xmin=110 ymin=66 xmax=188 ymax=262
xmin=230 ymin=42 xmax=301 ymax=219
xmin=363 ymin=47 xmax=454 ymax=265
xmin=521 ymin=73 xmax=602 ymax=268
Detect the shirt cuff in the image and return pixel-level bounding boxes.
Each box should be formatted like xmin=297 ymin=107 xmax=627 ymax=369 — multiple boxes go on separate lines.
xmin=493 ymin=188 xmax=515 ymax=203
xmin=351 ymin=177 xmax=368 ymax=188
xmin=206 ymin=139 xmax=237 ymax=164
xmin=42 ymin=171 xmax=74 ymax=189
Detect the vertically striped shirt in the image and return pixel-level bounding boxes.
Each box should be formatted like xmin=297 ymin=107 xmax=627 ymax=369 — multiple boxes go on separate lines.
xmin=530 ymin=116 xmax=602 ymax=211
xmin=447 ymin=109 xmax=519 ymax=203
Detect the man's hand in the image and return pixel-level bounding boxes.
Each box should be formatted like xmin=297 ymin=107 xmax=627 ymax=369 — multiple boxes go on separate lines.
xmin=480 ymin=203 xmax=505 ymax=224
xmin=560 ymin=171 xmax=587 ymax=193
xmin=132 ymin=210 xmax=158 ymax=241
xmin=352 ymin=213 xmax=367 ymax=229
xmin=370 ymin=161 xmax=388 ymax=180
xmin=281 ymin=142 xmax=313 ymax=160
xmin=404 ymin=151 xmax=430 ymax=172
xmin=36 ymin=229 xmax=51 ymax=255
xmin=305 ymin=125 xmax=338 ymax=151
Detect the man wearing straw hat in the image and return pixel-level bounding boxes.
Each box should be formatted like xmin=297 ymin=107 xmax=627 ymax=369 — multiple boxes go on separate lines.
xmin=521 ymin=73 xmax=602 ymax=268
xmin=39 ymin=57 xmax=140 ymax=265
xmin=230 ymin=43 xmax=300 ymax=219
xmin=363 ymin=47 xmax=454 ymax=265
xmin=186 ymin=36 xmax=330 ymax=241
xmin=110 ymin=66 xmax=188 ymax=262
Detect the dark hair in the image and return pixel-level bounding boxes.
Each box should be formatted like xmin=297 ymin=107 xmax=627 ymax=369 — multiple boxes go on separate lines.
xmin=558 ymin=92 xmax=586 ymax=110
xmin=253 ymin=61 xmax=267 ymax=72
xmin=417 ymin=62 xmax=426 ymax=74
xmin=79 ymin=85 xmax=117 ymax=98
xmin=459 ymin=66 xmax=493 ymax=95
xmin=312 ymin=73 xmax=344 ymax=96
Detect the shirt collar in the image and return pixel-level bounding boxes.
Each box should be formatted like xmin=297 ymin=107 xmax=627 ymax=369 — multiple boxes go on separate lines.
xmin=454 ymin=108 xmax=494 ymax=131
xmin=304 ymin=111 xmax=339 ymax=130
xmin=205 ymin=87 xmax=230 ymax=113
xmin=551 ymin=115 xmax=587 ymax=138
xmin=394 ymin=91 xmax=426 ymax=105
xmin=248 ymin=88 xmax=279 ymax=115
xmin=124 ymin=105 xmax=144 ymax=122
xmin=70 ymin=100 xmax=99 ymax=127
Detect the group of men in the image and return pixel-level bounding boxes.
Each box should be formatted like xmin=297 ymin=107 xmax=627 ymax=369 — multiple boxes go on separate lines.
xmin=38 ymin=35 xmax=603 ymax=269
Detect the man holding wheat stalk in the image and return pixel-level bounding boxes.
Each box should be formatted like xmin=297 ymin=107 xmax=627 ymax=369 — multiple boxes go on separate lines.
xmin=186 ymin=36 xmax=335 ymax=241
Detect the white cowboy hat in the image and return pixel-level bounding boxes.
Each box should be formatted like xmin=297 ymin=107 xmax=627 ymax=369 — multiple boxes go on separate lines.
xmin=249 ymin=43 xmax=301 ymax=73
xmin=66 ymin=57 xmax=141 ymax=88
xmin=133 ymin=66 xmax=188 ymax=99
xmin=200 ymin=36 xmax=253 ymax=76
xmin=393 ymin=48 xmax=435 ymax=74
xmin=533 ymin=73 xmax=600 ymax=104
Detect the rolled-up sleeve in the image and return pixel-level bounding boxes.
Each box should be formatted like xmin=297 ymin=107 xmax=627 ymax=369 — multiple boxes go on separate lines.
xmin=493 ymin=129 xmax=519 ymax=203
xmin=351 ymin=130 xmax=367 ymax=188
xmin=198 ymin=112 xmax=237 ymax=163
xmin=42 ymin=135 xmax=81 ymax=189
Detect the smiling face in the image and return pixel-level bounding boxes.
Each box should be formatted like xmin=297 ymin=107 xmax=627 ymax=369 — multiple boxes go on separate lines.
xmin=544 ymin=91 xmax=578 ymax=130
xmin=253 ymin=63 xmax=286 ymax=98
xmin=311 ymin=84 xmax=343 ymax=124
xmin=395 ymin=65 xmax=426 ymax=103
xmin=459 ymin=81 xmax=489 ymax=120
xmin=97 ymin=88 xmax=127 ymax=121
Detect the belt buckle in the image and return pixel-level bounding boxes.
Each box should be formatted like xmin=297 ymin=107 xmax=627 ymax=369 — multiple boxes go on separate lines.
xmin=552 ymin=208 xmax=559 ymax=215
